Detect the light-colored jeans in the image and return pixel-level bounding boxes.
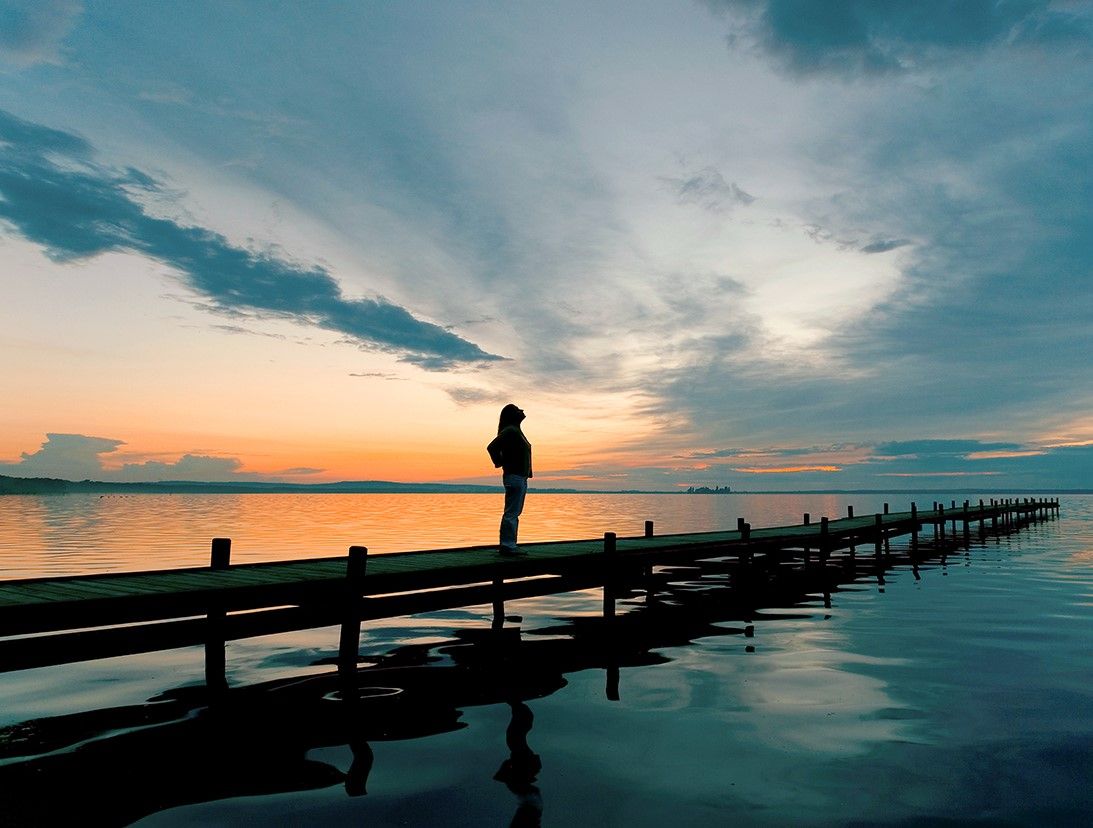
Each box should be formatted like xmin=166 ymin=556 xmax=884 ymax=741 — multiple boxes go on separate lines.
xmin=500 ymin=473 xmax=528 ymax=552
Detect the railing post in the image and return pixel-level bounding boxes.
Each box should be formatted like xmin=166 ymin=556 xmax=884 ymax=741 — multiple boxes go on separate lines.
xmin=883 ymin=502 xmax=889 ymax=514
xmin=847 ymin=505 xmax=854 ymax=519
xmin=339 ymin=545 xmax=368 ymax=675
xmin=644 ymin=520 xmax=654 ymax=538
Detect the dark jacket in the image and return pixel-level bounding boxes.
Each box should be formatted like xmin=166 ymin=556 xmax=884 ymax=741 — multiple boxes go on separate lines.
xmin=487 ymin=426 xmax=533 ymax=478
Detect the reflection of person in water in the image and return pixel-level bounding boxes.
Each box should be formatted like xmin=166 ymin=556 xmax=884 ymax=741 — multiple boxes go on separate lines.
xmin=494 ymin=700 xmax=542 ymax=827
xmin=486 ymin=404 xmax=533 ymax=557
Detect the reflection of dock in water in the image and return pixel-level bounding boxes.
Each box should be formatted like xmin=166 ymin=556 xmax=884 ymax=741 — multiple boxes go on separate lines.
xmin=0 ymin=498 xmax=1060 ymax=825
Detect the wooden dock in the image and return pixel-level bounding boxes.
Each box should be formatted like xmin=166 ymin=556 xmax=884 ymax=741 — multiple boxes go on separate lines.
xmin=0 ymin=497 xmax=1059 ymax=677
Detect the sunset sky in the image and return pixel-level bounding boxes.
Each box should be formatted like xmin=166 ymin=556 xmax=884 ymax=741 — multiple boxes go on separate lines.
xmin=1 ymin=1 xmax=1091 ymax=490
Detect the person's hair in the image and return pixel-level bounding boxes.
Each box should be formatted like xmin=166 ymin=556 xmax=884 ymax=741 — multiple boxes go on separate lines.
xmin=498 ymin=403 xmax=523 ymax=434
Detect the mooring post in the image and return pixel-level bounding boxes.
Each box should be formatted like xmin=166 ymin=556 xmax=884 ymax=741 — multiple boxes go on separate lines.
xmin=873 ymin=513 xmax=883 ymax=563
xmin=644 ymin=520 xmax=654 ymax=538
xmin=338 ymin=545 xmax=368 ymax=675
xmin=848 ymin=505 xmax=854 ymax=519
xmin=938 ymin=503 xmax=945 ymax=539
xmin=804 ymin=513 xmax=811 ymax=524
xmin=962 ymin=501 xmax=970 ymax=545
xmin=819 ymin=517 xmax=829 ymax=564
xmin=205 ymin=537 xmax=231 ymax=695
xmin=884 ymin=502 xmax=889 ymax=514
xmin=603 ymin=532 xmax=617 ymax=619
xmin=741 ymin=522 xmax=752 ymax=565
xmin=737 ymin=517 xmax=746 ymax=533
xmin=211 ymin=537 xmax=231 ymax=570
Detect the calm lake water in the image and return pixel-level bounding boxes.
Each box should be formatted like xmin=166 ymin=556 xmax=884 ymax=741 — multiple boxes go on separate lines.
xmin=1 ymin=492 xmax=1091 ymax=826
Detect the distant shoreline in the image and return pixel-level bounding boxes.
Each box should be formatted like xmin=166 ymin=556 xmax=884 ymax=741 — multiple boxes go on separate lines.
xmin=1 ymin=474 xmax=1086 ymax=496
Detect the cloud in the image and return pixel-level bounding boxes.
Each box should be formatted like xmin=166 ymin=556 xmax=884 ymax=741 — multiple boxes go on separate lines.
xmin=860 ymin=238 xmax=911 ymax=254
xmin=446 ymin=387 xmax=509 ymax=406
xmin=734 ymin=465 xmax=841 ymax=474
xmin=872 ymin=439 xmax=1023 ymax=458
xmin=709 ymin=0 xmax=1093 ymax=76
xmin=0 ymin=433 xmax=266 ymax=482
xmin=0 ymin=0 xmax=82 ymax=66
xmin=661 ymin=166 xmax=756 ymax=212
xmin=348 ymin=371 xmax=405 ymax=380
xmin=0 ymin=433 xmax=123 ymax=480
xmin=116 ymin=454 xmax=257 ymax=483
xmin=0 ymin=108 xmax=501 ymax=370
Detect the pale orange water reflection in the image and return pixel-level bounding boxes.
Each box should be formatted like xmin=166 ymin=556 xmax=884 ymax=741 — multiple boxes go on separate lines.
xmin=4 ymin=491 xmax=943 ymax=578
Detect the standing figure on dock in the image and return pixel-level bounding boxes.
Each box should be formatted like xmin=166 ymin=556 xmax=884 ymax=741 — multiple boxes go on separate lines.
xmin=487 ymin=404 xmax=533 ymax=556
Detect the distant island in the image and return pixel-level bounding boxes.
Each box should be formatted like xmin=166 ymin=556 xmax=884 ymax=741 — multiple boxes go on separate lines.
xmin=0 ymin=474 xmax=667 ymax=496
xmin=684 ymin=485 xmax=732 ymax=494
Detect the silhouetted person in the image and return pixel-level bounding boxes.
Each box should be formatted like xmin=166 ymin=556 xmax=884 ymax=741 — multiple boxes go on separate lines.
xmin=487 ymin=404 xmax=532 ymax=556
xmin=494 ymin=700 xmax=542 ymax=827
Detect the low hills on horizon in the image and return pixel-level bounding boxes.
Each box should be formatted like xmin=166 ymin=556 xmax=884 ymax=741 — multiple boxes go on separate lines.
xmin=0 ymin=474 xmax=659 ymax=495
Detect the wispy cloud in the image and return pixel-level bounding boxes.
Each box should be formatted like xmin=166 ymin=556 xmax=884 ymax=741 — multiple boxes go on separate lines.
xmin=734 ymin=465 xmax=842 ymax=474
xmin=0 ymin=0 xmax=82 ymax=66
xmin=661 ymin=166 xmax=755 ymax=212
xmin=0 ymin=109 xmax=501 ymax=370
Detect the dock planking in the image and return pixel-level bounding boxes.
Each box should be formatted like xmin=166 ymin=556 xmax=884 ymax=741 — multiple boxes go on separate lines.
xmin=0 ymin=498 xmax=1059 ymax=673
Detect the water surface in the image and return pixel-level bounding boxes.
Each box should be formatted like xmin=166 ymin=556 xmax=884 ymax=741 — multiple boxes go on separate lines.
xmin=0 ymin=492 xmax=1089 ymax=826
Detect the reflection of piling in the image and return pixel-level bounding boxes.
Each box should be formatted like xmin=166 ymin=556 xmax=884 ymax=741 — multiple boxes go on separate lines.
xmin=205 ymin=537 xmax=231 ymax=695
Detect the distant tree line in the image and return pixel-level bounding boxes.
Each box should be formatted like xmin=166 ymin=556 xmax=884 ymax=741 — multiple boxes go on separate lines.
xmin=684 ymin=485 xmax=732 ymax=494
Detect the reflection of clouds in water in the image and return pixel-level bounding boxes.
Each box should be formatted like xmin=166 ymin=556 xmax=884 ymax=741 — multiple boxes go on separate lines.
xmin=622 ymin=626 xmax=915 ymax=757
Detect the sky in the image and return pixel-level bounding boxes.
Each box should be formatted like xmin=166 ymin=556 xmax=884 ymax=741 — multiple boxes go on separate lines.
xmin=0 ymin=0 xmax=1091 ymax=491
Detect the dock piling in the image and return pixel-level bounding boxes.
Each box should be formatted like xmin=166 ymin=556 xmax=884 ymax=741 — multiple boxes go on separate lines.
xmin=338 ymin=545 xmax=368 ymax=674
xmin=205 ymin=537 xmax=231 ymax=695
xmin=644 ymin=520 xmax=654 ymax=538
xmin=874 ymin=514 xmax=883 ymax=563
xmin=603 ymin=532 xmax=617 ymax=619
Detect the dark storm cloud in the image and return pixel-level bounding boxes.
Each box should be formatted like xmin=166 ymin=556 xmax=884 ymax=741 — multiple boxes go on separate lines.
xmin=0 ymin=108 xmax=500 ymax=369
xmin=708 ymin=0 xmax=1092 ymax=75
